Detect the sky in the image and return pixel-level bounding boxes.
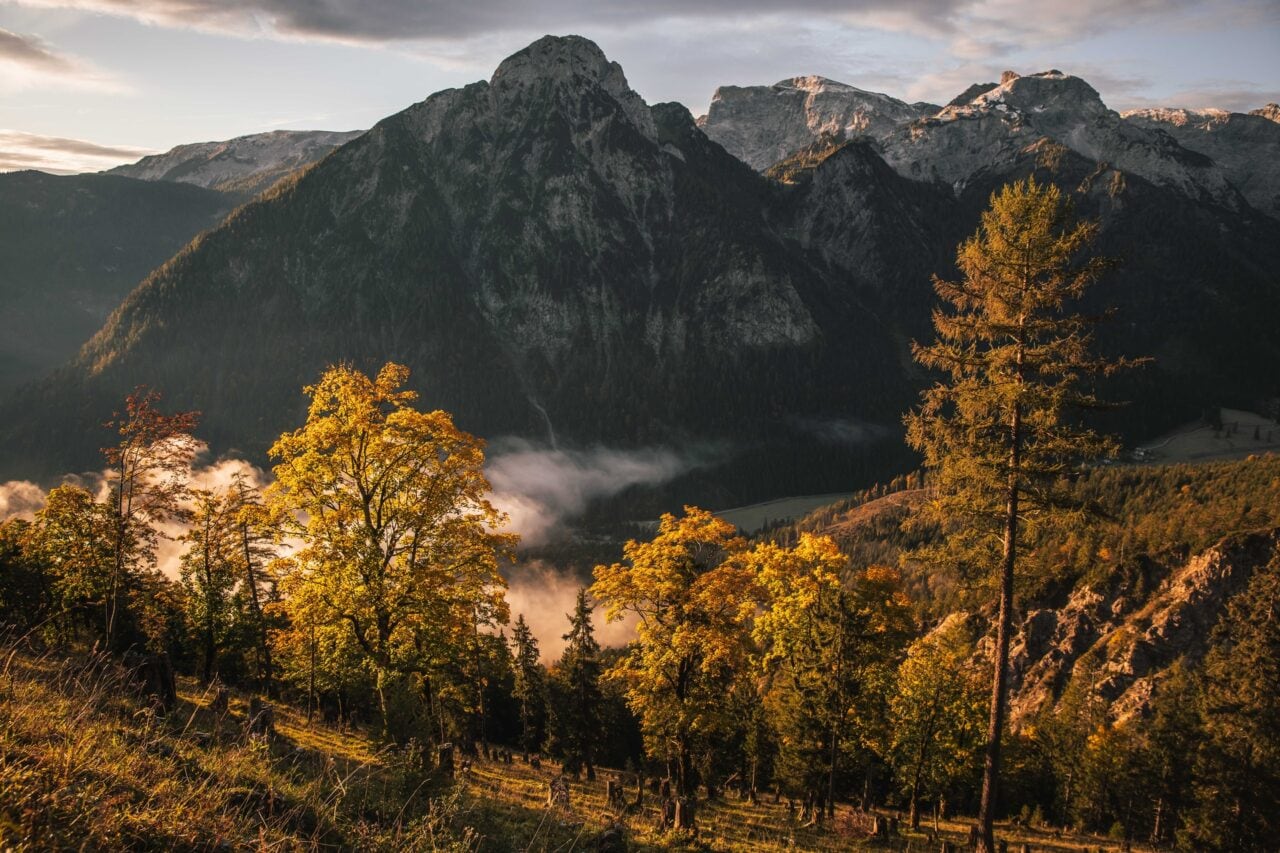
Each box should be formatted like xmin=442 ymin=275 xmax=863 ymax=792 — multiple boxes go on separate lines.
xmin=2 ymin=0 xmax=1278 ymax=173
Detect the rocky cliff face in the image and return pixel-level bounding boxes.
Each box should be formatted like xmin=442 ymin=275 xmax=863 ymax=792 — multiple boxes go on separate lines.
xmin=108 ymin=129 xmax=363 ymax=196
xmin=697 ymin=76 xmax=928 ymax=170
xmin=1123 ymin=107 xmax=1280 ymax=218
xmin=1008 ymin=528 xmax=1280 ymax=725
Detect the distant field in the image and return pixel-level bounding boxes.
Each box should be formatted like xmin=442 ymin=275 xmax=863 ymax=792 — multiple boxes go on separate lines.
xmin=713 ymin=493 xmax=855 ymax=532
xmin=1135 ymin=408 xmax=1278 ymax=464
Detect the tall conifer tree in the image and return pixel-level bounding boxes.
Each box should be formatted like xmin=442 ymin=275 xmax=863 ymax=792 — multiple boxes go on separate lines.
xmin=905 ymin=178 xmax=1137 ymax=852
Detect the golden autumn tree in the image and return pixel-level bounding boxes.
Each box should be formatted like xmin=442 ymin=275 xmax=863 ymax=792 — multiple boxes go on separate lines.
xmin=905 ymin=178 xmax=1138 ymax=851
xmin=591 ymin=507 xmax=756 ymax=829
xmin=268 ymin=362 xmax=514 ymax=739
xmin=753 ymin=535 xmax=913 ymax=822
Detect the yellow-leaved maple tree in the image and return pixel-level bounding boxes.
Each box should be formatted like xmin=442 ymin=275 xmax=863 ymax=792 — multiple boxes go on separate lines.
xmin=268 ymin=362 xmax=514 ymax=738
xmin=590 ymin=507 xmax=756 ymax=829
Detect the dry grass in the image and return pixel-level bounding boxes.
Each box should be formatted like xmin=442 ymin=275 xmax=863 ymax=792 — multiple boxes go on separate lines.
xmin=457 ymin=757 xmax=1152 ymax=852
xmin=0 ymin=641 xmax=1153 ymax=851
xmin=0 ymin=642 xmax=472 ymax=851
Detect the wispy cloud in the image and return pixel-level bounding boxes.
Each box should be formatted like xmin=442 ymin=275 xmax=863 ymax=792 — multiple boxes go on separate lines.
xmin=0 ymin=129 xmax=154 ymax=173
xmin=0 ymin=26 xmax=130 ymax=93
xmin=487 ymin=440 xmax=715 ymax=546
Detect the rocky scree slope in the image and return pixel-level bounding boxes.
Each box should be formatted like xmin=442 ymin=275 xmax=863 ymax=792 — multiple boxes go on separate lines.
xmin=1008 ymin=527 xmax=1280 ymax=725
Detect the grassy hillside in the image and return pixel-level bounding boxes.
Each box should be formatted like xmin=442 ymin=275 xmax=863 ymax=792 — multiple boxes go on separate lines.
xmin=0 ymin=641 xmax=1153 ymax=852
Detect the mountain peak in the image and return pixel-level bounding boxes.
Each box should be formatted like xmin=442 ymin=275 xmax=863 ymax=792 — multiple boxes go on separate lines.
xmin=775 ymin=76 xmax=872 ymax=96
xmin=489 ymin=34 xmax=655 ymax=140
xmin=699 ymin=75 xmax=925 ymax=170
xmin=944 ymin=69 xmax=1106 ymax=119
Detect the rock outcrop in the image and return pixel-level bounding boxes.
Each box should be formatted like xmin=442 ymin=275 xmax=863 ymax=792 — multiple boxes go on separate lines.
xmin=697 ymin=76 xmax=928 ymax=170
xmin=1008 ymin=528 xmax=1280 ymax=725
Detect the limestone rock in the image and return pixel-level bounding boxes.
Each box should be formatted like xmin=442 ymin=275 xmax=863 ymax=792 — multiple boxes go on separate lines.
xmin=1124 ymin=106 xmax=1280 ymax=218
xmin=697 ymin=75 xmax=929 ymax=170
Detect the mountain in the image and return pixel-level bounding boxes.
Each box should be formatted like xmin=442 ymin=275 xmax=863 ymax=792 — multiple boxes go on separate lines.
xmin=697 ymin=76 xmax=929 ymax=170
xmin=1251 ymin=103 xmax=1280 ymax=122
xmin=3 ymin=40 xmax=1278 ymax=514
xmin=0 ymin=36 xmax=911 ymax=499
xmin=878 ymin=71 xmax=1241 ymax=207
xmin=0 ymin=171 xmax=234 ymax=396
xmin=107 ymin=129 xmax=363 ymax=196
xmin=1122 ymin=106 xmax=1280 ymax=219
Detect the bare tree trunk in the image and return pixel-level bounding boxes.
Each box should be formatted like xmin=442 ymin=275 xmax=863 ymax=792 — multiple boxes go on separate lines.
xmin=978 ymin=398 xmax=1021 ymax=853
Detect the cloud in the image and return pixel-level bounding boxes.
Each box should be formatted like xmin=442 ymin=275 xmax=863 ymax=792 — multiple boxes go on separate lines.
xmin=0 ymin=26 xmax=75 ymax=71
xmin=0 ymin=26 xmax=129 ymax=93
xmin=0 ymin=129 xmax=155 ymax=173
xmin=503 ymin=560 xmax=635 ymax=661
xmin=18 ymin=0 xmax=1274 ymax=58
xmin=1117 ymin=82 xmax=1280 ymax=114
xmin=486 ymin=440 xmax=710 ymax=546
xmin=0 ymin=480 xmax=46 ymax=520
xmin=10 ymin=0 xmax=960 ymax=44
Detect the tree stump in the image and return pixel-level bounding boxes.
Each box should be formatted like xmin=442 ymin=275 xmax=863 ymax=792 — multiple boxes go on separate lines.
xmin=548 ymin=776 xmax=570 ymax=808
xmin=593 ymin=821 xmax=627 ymax=852
xmin=125 ymin=651 xmax=177 ymax=713
xmin=607 ymin=779 xmax=624 ymax=808
xmin=437 ymin=743 xmax=455 ymax=777
xmin=210 ymin=687 xmax=230 ymax=716
xmin=674 ymin=797 xmax=695 ymax=830
xmin=245 ymin=696 xmax=274 ymax=737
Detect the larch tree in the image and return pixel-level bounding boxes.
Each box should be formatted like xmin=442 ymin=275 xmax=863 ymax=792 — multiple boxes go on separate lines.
xmin=591 ymin=507 xmax=756 ymax=829
xmin=904 ymin=177 xmax=1138 ymax=852
xmin=228 ymin=473 xmax=279 ymax=693
xmin=268 ymin=362 xmax=514 ymax=740
xmin=101 ymin=388 xmax=200 ymax=651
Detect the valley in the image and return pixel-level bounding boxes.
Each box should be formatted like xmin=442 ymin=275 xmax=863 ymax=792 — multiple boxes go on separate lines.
xmin=0 ymin=20 xmax=1277 ymax=853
